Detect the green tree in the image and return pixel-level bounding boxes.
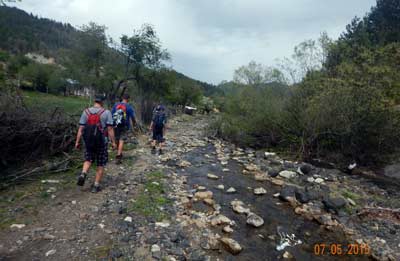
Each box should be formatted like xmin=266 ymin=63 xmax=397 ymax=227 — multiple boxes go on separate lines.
xmin=78 ymin=22 xmax=108 ymax=87
xmin=233 ymin=61 xmax=287 ymax=86
xmin=20 ymin=63 xmax=54 ymax=93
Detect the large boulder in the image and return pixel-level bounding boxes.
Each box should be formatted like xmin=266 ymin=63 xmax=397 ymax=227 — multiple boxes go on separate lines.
xmin=295 ymin=189 xmax=310 ymax=203
xmin=322 ymin=197 xmax=347 ymax=213
xmin=298 ymin=163 xmax=313 ymax=175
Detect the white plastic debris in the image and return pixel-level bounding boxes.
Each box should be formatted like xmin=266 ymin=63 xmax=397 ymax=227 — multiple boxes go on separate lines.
xmin=276 ymin=230 xmax=302 ymax=251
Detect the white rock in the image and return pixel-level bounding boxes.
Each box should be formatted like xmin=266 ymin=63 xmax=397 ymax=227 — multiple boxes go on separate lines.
xmin=230 ymin=200 xmax=250 ymax=214
xmin=155 ymin=222 xmax=170 ymax=228
xmin=264 ymin=152 xmax=276 ymax=158
xmin=194 ymin=191 xmax=213 ymax=200
xmin=207 ymin=174 xmax=219 ymax=180
xmin=307 ymin=177 xmax=315 ymax=183
xmin=45 ymin=249 xmax=56 ymax=256
xmin=197 ymin=186 xmax=207 ymax=191
xmin=246 ymin=213 xmax=264 ymax=227
xmin=210 ymin=215 xmax=232 ymax=226
xmin=220 ymin=237 xmax=243 ymax=255
xmin=254 ymin=187 xmax=267 ymax=195
xmin=98 ymin=223 xmax=105 ymax=229
xmin=217 ymin=185 xmax=225 ymax=190
xmin=41 ymin=179 xmax=60 ymax=184
xmin=222 ymin=168 xmax=230 ymax=172
xmin=124 ymin=216 xmax=133 ymax=222
xmin=279 ymin=170 xmax=297 ymax=179
xmin=151 ymin=244 xmax=161 ymax=253
xmin=223 ymin=225 xmax=234 ymax=233
xmin=273 ymin=193 xmax=280 ymax=198
xmin=10 ymin=224 xmax=25 ymax=229
xmin=71 ymin=200 xmax=77 ymax=205
xmin=314 ymin=178 xmax=324 ymax=184
xmin=226 ymin=187 xmax=236 ymax=193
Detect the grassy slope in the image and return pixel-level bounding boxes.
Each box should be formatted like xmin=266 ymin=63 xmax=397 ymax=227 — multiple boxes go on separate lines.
xmin=22 ymin=90 xmax=90 ymax=116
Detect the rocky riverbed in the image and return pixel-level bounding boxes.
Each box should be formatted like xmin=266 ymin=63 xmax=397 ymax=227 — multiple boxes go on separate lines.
xmin=0 ymin=114 xmax=399 ymax=260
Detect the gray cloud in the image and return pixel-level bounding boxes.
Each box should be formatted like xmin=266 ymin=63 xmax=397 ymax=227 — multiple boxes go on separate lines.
xmin=13 ymin=0 xmax=376 ymax=84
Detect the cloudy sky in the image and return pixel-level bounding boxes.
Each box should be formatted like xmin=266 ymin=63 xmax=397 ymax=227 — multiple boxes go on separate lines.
xmin=12 ymin=0 xmax=376 ymax=84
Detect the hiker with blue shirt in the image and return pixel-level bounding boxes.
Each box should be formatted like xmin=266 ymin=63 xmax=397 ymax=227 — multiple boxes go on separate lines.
xmin=149 ymin=104 xmax=167 ymax=155
xmin=112 ymin=93 xmax=136 ymax=164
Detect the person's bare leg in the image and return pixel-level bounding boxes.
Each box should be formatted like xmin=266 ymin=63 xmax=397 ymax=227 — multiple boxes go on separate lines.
xmin=82 ymin=161 xmax=91 ymax=173
xmin=95 ymin=166 xmax=104 ymax=184
xmin=117 ymin=140 xmax=124 ymax=156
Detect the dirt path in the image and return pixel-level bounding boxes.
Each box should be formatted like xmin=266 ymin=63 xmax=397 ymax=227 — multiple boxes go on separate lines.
xmin=0 ymin=114 xmax=209 ymax=261
xmin=0 ymin=114 xmax=399 ymax=261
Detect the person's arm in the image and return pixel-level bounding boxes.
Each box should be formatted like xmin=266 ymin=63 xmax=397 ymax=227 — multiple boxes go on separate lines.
xmin=75 ymin=126 xmax=84 ymax=149
xmin=128 ymin=106 xmax=135 ymax=131
xmin=108 ymin=126 xmax=117 ymax=149
xmin=76 ymin=111 xmax=87 ymax=149
xmin=105 ymin=110 xmax=117 ymax=149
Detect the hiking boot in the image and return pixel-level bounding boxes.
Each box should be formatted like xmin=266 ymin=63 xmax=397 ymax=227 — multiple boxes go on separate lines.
xmin=159 ymin=149 xmax=163 ymax=155
xmin=77 ymin=173 xmax=87 ymax=186
xmin=91 ymin=184 xmax=101 ymax=193
xmin=151 ymin=147 xmax=156 ymax=154
xmin=116 ymin=154 xmax=122 ymax=165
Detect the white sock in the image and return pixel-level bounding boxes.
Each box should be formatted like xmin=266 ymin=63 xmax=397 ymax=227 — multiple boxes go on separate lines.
xmin=94 ymin=182 xmax=100 ymax=186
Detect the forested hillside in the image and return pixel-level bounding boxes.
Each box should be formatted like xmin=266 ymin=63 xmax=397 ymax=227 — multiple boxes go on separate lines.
xmin=0 ymin=6 xmax=79 ymax=54
xmin=0 ymin=5 xmax=216 ymax=173
xmin=215 ymin=0 xmax=400 ymax=166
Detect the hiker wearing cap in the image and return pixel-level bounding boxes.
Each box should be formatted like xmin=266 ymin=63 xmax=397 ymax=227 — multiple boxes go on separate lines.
xmin=149 ymin=104 xmax=167 ymax=155
xmin=75 ymin=95 xmax=116 ymax=193
xmin=111 ymin=93 xmax=136 ymax=164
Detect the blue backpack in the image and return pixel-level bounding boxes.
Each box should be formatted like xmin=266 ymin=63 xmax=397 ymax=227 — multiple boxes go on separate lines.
xmin=154 ymin=112 xmax=166 ymax=129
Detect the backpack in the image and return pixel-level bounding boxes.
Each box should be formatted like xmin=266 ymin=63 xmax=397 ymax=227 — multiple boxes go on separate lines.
xmin=154 ymin=112 xmax=166 ymax=129
xmin=83 ymin=108 xmax=105 ymax=150
xmin=113 ymin=103 xmax=127 ymax=128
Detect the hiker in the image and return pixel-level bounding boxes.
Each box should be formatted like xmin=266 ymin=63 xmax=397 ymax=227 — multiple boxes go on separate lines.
xmin=75 ymin=95 xmax=116 ymax=193
xmin=149 ymin=104 xmax=167 ymax=155
xmin=111 ymin=93 xmax=136 ymax=164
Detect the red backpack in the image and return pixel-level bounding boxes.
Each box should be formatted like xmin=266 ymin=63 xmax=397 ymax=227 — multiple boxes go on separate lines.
xmin=83 ymin=108 xmax=106 ymax=150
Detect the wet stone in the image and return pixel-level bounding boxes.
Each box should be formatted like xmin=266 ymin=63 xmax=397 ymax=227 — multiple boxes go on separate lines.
xmin=295 ymin=189 xmax=310 ymax=203
xmin=323 ymin=197 xmax=347 ymax=213
xmin=279 ymin=185 xmax=297 ymax=201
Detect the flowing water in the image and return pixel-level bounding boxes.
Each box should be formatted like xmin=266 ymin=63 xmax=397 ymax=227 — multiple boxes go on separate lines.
xmin=180 ymin=144 xmax=371 ymax=261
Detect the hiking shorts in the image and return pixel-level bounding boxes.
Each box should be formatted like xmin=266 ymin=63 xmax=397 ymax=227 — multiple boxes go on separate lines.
xmin=115 ymin=126 xmax=128 ymax=142
xmin=152 ymin=127 xmax=165 ymax=143
xmin=84 ymin=145 xmax=108 ymax=167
